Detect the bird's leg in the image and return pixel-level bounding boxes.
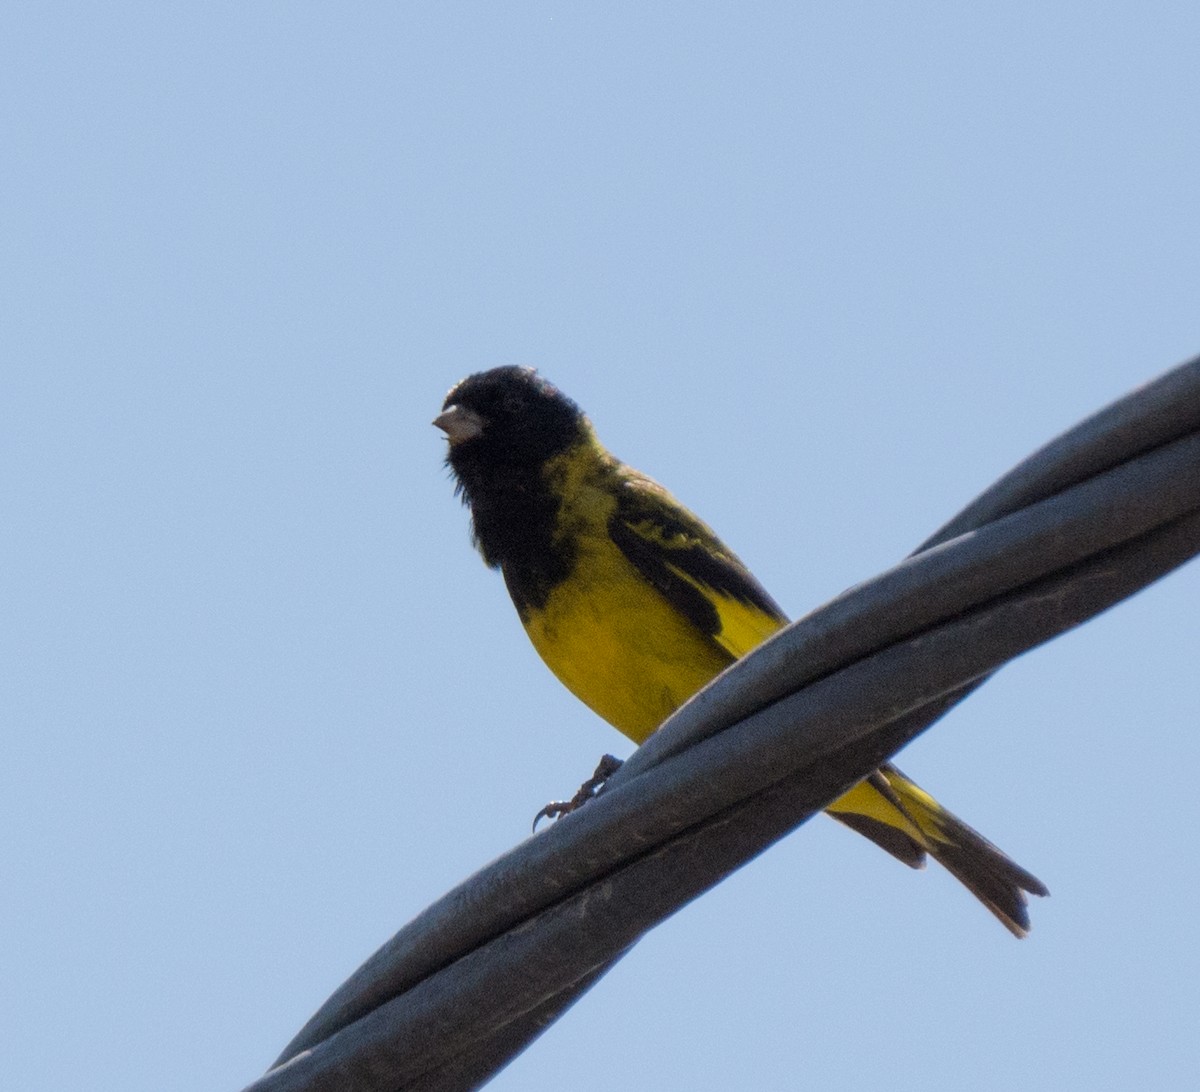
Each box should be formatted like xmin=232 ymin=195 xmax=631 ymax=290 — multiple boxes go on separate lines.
xmin=533 ymin=753 xmax=624 ymax=831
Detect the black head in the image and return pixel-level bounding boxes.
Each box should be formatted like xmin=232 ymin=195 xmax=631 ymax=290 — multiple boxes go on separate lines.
xmin=434 ymin=366 xmax=586 ymax=486
xmin=435 ymin=367 xmax=591 ymax=579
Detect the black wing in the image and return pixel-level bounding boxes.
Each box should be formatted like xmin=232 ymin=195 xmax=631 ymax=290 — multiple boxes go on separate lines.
xmin=608 ymin=470 xmax=787 ymax=657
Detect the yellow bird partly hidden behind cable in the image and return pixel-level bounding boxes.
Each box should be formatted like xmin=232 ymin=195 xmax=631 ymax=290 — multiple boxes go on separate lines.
xmin=435 ymin=365 xmax=1048 ymax=936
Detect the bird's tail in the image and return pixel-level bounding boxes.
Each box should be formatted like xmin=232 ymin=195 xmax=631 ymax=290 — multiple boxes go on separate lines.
xmin=825 ymin=764 xmax=1049 ymax=937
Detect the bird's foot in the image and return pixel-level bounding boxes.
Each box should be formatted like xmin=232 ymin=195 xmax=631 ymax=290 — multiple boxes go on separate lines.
xmin=533 ymin=754 xmax=624 ymax=831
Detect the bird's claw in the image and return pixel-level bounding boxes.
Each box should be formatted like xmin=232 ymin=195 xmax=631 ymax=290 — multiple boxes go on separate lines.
xmin=533 ymin=754 xmax=624 ymax=831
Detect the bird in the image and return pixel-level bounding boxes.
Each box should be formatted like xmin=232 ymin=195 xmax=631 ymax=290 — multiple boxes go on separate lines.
xmin=434 ymin=365 xmax=1047 ymax=936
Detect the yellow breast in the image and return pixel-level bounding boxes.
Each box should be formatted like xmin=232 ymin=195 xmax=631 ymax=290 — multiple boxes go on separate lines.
xmin=521 ymin=528 xmax=736 ymax=743
xmin=517 ymin=445 xmax=785 ymax=744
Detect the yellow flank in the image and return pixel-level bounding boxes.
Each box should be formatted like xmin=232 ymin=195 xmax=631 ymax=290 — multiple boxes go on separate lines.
xmin=525 ymin=451 xmax=732 ymax=742
xmin=524 ymin=541 xmax=733 ymax=742
xmin=664 ymin=562 xmax=784 ymax=661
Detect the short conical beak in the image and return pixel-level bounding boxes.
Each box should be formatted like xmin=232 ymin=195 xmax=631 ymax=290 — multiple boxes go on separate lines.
xmin=433 ymin=404 xmax=485 ymax=444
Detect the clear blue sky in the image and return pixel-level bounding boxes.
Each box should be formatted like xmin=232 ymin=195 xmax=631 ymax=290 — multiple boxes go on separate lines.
xmin=4 ymin=5 xmax=1199 ymax=1090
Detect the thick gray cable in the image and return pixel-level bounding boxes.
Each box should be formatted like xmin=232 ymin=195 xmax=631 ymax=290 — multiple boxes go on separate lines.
xmin=245 ymin=356 xmax=1200 ymax=1092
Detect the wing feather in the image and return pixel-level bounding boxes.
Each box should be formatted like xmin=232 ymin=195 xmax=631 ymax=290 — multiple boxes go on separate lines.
xmin=608 ymin=472 xmax=787 ymax=659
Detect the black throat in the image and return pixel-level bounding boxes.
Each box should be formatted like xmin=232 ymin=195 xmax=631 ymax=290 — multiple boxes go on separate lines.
xmin=450 ymin=452 xmax=578 ymax=618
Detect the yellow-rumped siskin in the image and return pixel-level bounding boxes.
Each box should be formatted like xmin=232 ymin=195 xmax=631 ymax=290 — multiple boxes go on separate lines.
xmin=435 ymin=365 xmax=1047 ymax=936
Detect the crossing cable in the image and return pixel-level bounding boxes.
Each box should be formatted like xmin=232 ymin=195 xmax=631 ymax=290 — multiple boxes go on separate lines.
xmin=245 ymin=356 xmax=1200 ymax=1092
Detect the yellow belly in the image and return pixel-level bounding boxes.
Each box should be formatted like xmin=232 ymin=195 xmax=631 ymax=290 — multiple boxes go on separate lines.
xmin=521 ymin=536 xmax=735 ymax=744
